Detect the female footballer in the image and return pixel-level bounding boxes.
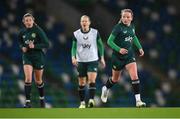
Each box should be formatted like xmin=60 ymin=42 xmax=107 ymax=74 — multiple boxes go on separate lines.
xmin=101 ymin=9 xmax=146 ymax=107
xmin=71 ymin=15 xmax=105 ymax=108
xmin=18 ymin=13 xmax=49 ymax=108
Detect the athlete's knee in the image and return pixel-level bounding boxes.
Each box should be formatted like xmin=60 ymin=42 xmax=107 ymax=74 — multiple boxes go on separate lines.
xmin=112 ymin=76 xmax=119 ymax=83
xmin=79 ymin=78 xmax=86 ymax=86
xmin=25 ymin=77 xmax=32 ymax=83
xmin=36 ymin=81 xmax=44 ymax=88
xmin=88 ymin=78 xmax=96 ymax=83
xmin=35 ymin=79 xmax=43 ymax=85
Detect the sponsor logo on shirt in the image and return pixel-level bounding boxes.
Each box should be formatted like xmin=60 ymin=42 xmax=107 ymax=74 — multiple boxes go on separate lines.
xmin=25 ymin=40 xmax=34 ymax=45
xmin=125 ymin=36 xmax=133 ymax=43
xmin=82 ymin=44 xmax=91 ymax=49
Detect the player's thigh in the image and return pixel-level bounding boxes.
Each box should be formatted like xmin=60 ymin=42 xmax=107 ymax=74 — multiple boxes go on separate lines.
xmin=125 ymin=62 xmax=138 ymax=80
xmin=34 ymin=69 xmax=44 ymax=84
xmin=87 ymin=72 xmax=97 ymax=83
xmin=32 ymin=53 xmax=45 ymax=70
xmin=22 ymin=54 xmax=33 ymax=66
xmin=111 ymin=56 xmax=124 ymax=82
xmin=87 ymin=61 xmax=98 ymax=83
xmin=23 ymin=65 xmax=33 ymax=83
xmin=87 ymin=61 xmax=98 ymax=72
xmin=111 ymin=55 xmax=125 ymax=71
xmin=77 ymin=62 xmax=87 ymax=77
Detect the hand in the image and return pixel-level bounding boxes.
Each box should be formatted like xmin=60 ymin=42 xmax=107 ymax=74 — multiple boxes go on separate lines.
xmin=119 ymin=48 xmax=128 ymax=55
xmin=100 ymin=57 xmax=106 ymax=68
xmin=139 ymin=49 xmax=144 ymax=57
xmin=72 ymin=57 xmax=78 ymax=66
xmin=29 ymin=41 xmax=34 ymax=49
xmin=22 ymin=47 xmax=27 ymax=53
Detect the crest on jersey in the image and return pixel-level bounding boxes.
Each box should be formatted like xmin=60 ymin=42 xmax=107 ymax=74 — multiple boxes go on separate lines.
xmin=83 ymin=36 xmax=88 ymax=40
xmin=31 ymin=33 xmax=36 ymax=38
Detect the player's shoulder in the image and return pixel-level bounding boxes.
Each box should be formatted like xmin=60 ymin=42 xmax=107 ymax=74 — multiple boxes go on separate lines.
xmin=130 ymin=23 xmax=135 ymax=28
xmin=112 ymin=23 xmax=123 ymax=32
xmin=90 ymin=28 xmax=98 ymax=33
xmin=89 ymin=28 xmax=98 ymax=35
xmin=113 ymin=23 xmax=122 ymax=29
xmin=18 ymin=28 xmax=26 ymax=35
xmin=74 ymin=28 xmax=81 ymax=34
xmin=130 ymin=23 xmax=136 ymax=33
xmin=35 ymin=25 xmax=44 ymax=32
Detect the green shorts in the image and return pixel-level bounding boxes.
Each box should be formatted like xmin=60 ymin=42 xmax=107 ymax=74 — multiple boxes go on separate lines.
xmin=77 ymin=61 xmax=98 ymax=77
xmin=112 ymin=55 xmax=136 ymax=71
xmin=22 ymin=51 xmax=45 ymax=69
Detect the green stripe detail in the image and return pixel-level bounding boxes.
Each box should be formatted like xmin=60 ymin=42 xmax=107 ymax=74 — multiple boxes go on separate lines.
xmin=97 ymin=38 xmax=104 ymax=57
xmin=133 ymin=36 xmax=142 ymax=49
xmin=107 ymin=34 xmax=121 ymax=52
xmin=71 ymin=39 xmax=77 ymax=57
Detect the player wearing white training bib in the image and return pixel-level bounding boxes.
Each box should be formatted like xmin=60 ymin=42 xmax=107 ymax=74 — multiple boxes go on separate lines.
xmin=71 ymin=15 xmax=106 ymax=108
xmin=73 ymin=28 xmax=99 ymax=62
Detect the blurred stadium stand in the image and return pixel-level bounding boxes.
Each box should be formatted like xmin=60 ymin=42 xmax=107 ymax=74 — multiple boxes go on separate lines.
xmin=0 ymin=0 xmax=180 ymax=107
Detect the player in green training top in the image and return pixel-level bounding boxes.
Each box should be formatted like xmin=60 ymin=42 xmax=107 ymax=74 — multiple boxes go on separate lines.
xmin=71 ymin=15 xmax=106 ymax=108
xmin=101 ymin=9 xmax=146 ymax=107
xmin=18 ymin=13 xmax=49 ymax=108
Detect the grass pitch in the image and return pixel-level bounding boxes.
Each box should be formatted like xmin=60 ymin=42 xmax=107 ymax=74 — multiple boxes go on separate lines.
xmin=0 ymin=108 xmax=180 ymax=118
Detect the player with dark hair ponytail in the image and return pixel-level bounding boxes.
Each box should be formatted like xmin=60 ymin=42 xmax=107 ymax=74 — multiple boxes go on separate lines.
xmin=18 ymin=13 xmax=49 ymax=108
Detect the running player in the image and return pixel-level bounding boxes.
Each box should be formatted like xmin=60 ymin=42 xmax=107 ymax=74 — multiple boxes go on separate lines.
xmin=71 ymin=15 xmax=105 ymax=108
xmin=101 ymin=9 xmax=146 ymax=107
xmin=18 ymin=13 xmax=49 ymax=108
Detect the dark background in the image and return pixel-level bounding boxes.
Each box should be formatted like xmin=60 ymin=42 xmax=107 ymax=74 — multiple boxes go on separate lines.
xmin=0 ymin=0 xmax=180 ymax=107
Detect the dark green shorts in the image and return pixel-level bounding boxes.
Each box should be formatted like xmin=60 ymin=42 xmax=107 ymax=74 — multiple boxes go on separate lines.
xmin=22 ymin=51 xmax=45 ymax=69
xmin=112 ymin=55 xmax=136 ymax=71
xmin=77 ymin=61 xmax=98 ymax=77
